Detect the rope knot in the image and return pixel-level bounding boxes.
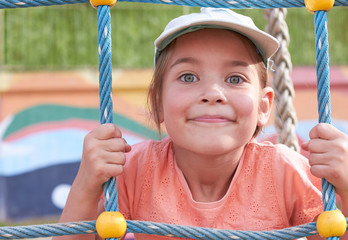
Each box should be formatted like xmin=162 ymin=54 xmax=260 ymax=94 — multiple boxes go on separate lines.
xmin=305 ymin=0 xmax=335 ymax=13
xmin=90 ymin=0 xmax=116 ymax=8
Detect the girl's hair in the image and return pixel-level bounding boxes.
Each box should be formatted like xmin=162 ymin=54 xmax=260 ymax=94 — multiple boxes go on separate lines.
xmin=147 ymin=31 xmax=268 ymax=138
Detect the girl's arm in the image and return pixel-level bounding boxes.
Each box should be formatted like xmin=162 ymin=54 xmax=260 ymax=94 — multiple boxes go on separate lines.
xmin=52 ymin=123 xmax=131 ymax=240
xmin=53 ymin=179 xmax=101 ymax=240
xmin=302 ymin=123 xmax=348 ymax=240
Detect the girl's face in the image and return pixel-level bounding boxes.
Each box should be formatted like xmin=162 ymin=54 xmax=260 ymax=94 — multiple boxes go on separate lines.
xmin=159 ymin=29 xmax=273 ymax=156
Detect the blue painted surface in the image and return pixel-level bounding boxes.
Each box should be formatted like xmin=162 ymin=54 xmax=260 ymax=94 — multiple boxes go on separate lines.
xmin=0 ymin=162 xmax=80 ymax=220
xmin=0 ymin=129 xmax=144 ymax=177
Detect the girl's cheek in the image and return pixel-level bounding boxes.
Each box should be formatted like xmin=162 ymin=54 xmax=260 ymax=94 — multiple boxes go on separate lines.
xmin=233 ymin=95 xmax=256 ymax=116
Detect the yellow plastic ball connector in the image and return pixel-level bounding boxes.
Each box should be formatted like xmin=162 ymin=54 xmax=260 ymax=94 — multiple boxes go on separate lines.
xmin=304 ymin=0 xmax=335 ymax=13
xmin=90 ymin=0 xmax=117 ymax=8
xmin=316 ymin=209 xmax=347 ymax=238
xmin=96 ymin=211 xmax=127 ymax=239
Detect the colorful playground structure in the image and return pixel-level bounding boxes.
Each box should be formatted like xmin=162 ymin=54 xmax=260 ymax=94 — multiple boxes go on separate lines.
xmin=0 ymin=69 xmax=157 ymax=220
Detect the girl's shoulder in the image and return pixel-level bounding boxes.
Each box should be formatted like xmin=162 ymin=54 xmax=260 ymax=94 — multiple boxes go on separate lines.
xmin=245 ymin=140 xmax=309 ymax=170
xmin=125 ymin=136 xmax=173 ymax=168
xmin=247 ymin=140 xmax=306 ymax=158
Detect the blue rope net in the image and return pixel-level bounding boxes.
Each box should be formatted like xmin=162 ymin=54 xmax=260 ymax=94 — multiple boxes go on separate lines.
xmin=0 ymin=219 xmax=329 ymax=239
xmin=313 ymin=9 xmax=339 ymax=240
xmin=1 ymin=0 xmax=348 ymax=239
xmin=97 ymin=5 xmax=118 ymax=240
xmin=0 ymin=0 xmax=348 ymax=9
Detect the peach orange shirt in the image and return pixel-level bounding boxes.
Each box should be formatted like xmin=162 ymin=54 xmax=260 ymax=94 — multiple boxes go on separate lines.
xmin=117 ymin=137 xmax=323 ymax=240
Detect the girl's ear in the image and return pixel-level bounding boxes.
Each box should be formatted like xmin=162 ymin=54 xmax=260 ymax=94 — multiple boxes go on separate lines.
xmin=257 ymin=86 xmax=274 ymax=127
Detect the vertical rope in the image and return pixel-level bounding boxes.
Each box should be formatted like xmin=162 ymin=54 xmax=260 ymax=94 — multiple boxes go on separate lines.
xmin=265 ymin=8 xmax=299 ymax=152
xmin=97 ymin=2 xmax=118 ymax=232
xmin=97 ymin=5 xmax=118 ymax=240
xmin=314 ymin=10 xmax=338 ymax=240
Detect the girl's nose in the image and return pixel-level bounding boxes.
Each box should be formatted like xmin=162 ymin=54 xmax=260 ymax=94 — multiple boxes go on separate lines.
xmin=200 ymin=84 xmax=227 ymax=104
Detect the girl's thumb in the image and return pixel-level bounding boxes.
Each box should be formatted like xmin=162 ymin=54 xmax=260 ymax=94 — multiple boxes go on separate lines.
xmin=301 ymin=141 xmax=309 ymax=151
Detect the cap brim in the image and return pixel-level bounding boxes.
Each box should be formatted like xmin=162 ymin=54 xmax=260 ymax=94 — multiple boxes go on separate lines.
xmin=155 ymin=20 xmax=279 ymax=66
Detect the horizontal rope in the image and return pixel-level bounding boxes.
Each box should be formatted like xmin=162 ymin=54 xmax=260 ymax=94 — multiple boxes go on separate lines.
xmin=0 ymin=0 xmax=348 ymax=9
xmin=0 ymin=221 xmax=96 ymax=239
xmin=1 ymin=218 xmax=348 ymax=239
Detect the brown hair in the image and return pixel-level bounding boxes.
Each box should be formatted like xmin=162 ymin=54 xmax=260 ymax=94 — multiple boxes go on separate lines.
xmin=147 ymin=31 xmax=268 ymax=138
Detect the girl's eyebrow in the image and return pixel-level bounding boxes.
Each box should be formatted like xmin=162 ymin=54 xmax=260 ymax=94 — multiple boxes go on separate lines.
xmin=170 ymin=57 xmax=250 ymax=69
xmin=225 ymin=60 xmax=249 ymax=68
xmin=169 ymin=57 xmax=198 ymax=69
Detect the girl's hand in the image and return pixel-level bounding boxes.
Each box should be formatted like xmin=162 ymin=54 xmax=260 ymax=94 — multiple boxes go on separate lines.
xmin=74 ymin=123 xmax=131 ymax=200
xmin=302 ymin=123 xmax=348 ymax=198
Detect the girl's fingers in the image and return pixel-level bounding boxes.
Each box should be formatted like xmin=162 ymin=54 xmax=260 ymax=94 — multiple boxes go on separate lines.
xmin=105 ymin=152 xmax=127 ymax=166
xmin=84 ymin=129 xmax=131 ymax=155
xmin=309 ymin=164 xmax=328 ymax=179
xmin=90 ymin=123 xmax=123 ymax=140
xmin=301 ymin=141 xmax=309 ymax=152
xmin=308 ymin=152 xmax=328 ymax=165
xmin=81 ymin=125 xmax=131 ymax=187
xmin=309 ymin=123 xmax=342 ymax=140
xmin=308 ymin=151 xmax=345 ymax=167
xmin=89 ymin=152 xmax=127 ymax=181
xmin=310 ymin=163 xmax=346 ymax=191
xmin=303 ymin=138 xmax=330 ymax=154
xmin=101 ymin=163 xmax=125 ymax=180
xmin=89 ymin=162 xmax=125 ymax=187
xmin=91 ymin=150 xmax=127 ymax=166
xmin=309 ymin=165 xmax=340 ymax=184
xmin=102 ymin=138 xmax=131 ymax=153
xmin=124 ymin=140 xmax=132 ymax=152
xmin=308 ymin=152 xmax=347 ymax=189
xmin=306 ymin=124 xmax=348 ymax=196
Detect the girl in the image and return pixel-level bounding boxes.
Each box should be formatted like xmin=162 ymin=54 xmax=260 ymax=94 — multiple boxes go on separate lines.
xmin=55 ymin=8 xmax=348 ymax=240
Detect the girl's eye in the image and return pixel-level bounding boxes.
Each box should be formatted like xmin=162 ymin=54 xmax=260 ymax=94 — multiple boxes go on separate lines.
xmin=180 ymin=74 xmax=198 ymax=83
xmin=226 ymin=76 xmax=243 ymax=84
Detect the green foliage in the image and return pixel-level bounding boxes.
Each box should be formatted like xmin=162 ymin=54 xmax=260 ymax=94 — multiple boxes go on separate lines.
xmin=286 ymin=7 xmax=348 ymax=66
xmin=235 ymin=7 xmax=348 ymax=66
xmin=2 ymin=4 xmax=348 ymax=70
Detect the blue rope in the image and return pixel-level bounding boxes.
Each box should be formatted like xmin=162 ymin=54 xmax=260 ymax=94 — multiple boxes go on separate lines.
xmin=313 ymin=10 xmax=339 ymax=240
xmin=126 ymin=220 xmax=318 ymax=239
xmin=1 ymin=218 xmax=348 ymax=239
xmin=1 ymin=0 xmax=348 ymax=9
xmin=97 ymin=5 xmax=118 ymax=240
xmin=0 ymin=221 xmax=97 ymax=239
xmin=97 ymin=4 xmax=117 ymax=213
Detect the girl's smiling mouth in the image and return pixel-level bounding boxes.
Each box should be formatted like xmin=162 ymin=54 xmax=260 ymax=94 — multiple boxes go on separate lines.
xmin=191 ymin=115 xmax=232 ymax=123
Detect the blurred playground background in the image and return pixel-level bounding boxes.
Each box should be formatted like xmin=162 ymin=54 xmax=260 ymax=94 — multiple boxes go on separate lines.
xmin=0 ymin=2 xmax=348 ymax=228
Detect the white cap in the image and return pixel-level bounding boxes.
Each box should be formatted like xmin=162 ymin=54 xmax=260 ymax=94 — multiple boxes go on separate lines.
xmin=154 ymin=7 xmax=279 ymax=66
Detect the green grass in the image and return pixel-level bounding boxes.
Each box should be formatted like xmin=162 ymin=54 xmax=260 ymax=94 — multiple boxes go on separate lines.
xmin=286 ymin=7 xmax=348 ymax=66
xmin=0 ymin=217 xmax=56 ymax=239
xmin=235 ymin=7 xmax=348 ymax=66
xmin=3 ymin=3 xmax=190 ymax=70
xmin=0 ymin=216 xmax=58 ymax=226
xmin=2 ymin=4 xmax=348 ymax=70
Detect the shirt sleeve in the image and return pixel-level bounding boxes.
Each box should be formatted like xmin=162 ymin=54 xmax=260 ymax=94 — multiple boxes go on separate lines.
xmin=116 ymin=144 xmax=143 ymax=220
xmin=116 ymin=139 xmax=158 ymax=220
xmin=273 ymin=144 xmax=323 ymax=226
xmin=117 ymin=171 xmax=131 ymax=219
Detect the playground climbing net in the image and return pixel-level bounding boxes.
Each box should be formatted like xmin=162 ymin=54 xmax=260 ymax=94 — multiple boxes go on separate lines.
xmin=1 ymin=0 xmax=348 ymax=239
